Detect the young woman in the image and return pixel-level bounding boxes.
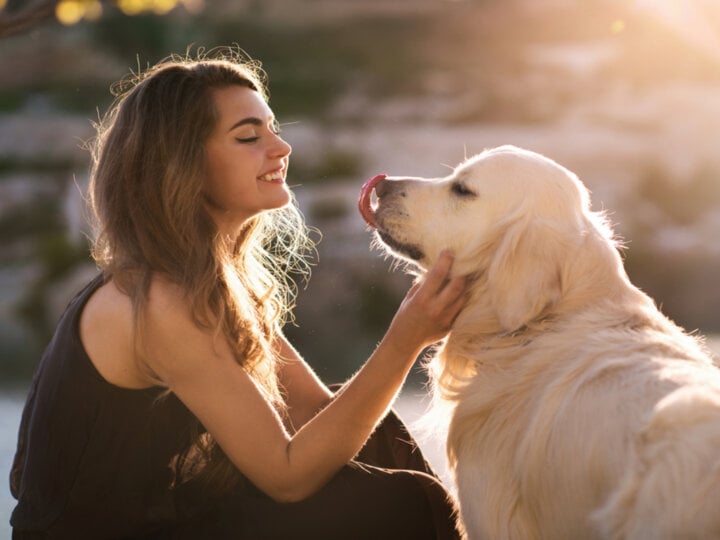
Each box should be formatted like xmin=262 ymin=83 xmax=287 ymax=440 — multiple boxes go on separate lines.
xmin=10 ymin=51 xmax=467 ymax=539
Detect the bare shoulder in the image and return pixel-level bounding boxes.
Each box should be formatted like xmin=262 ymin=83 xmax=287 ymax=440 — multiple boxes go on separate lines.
xmin=142 ymin=276 xmax=234 ymax=384
xmin=79 ymin=277 xmax=154 ymax=389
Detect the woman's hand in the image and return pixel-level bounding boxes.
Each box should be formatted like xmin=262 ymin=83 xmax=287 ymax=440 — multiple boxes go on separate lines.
xmin=385 ymin=250 xmax=468 ymax=356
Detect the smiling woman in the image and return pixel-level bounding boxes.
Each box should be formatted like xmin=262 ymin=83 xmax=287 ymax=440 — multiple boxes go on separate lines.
xmin=8 ymin=48 xmax=466 ymax=539
xmin=203 ymin=86 xmax=293 ymax=233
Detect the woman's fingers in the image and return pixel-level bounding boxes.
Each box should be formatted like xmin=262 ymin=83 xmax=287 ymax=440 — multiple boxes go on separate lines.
xmin=440 ymin=273 xmax=466 ymax=303
xmin=414 ymin=252 xmax=468 ymax=326
xmin=420 ymin=249 xmax=455 ymax=297
xmin=387 ymin=249 xmax=469 ymax=352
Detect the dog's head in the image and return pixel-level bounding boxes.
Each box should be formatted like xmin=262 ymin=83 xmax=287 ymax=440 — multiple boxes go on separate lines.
xmin=360 ymin=145 xmax=618 ymax=333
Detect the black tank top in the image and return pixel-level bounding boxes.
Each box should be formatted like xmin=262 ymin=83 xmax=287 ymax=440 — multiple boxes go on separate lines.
xmin=10 ymin=275 xmax=198 ymax=538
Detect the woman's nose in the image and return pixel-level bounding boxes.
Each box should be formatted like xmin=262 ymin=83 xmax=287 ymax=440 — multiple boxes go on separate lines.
xmin=270 ymin=134 xmax=292 ymax=158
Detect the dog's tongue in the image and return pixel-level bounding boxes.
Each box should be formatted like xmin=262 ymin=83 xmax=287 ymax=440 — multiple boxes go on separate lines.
xmin=358 ymin=174 xmax=386 ymax=228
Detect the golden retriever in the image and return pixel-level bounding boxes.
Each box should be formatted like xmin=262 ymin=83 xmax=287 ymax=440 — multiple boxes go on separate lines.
xmin=359 ymin=145 xmax=720 ymax=539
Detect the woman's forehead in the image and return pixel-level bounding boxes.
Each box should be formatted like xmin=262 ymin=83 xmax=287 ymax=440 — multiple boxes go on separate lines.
xmin=212 ymin=86 xmax=273 ymax=130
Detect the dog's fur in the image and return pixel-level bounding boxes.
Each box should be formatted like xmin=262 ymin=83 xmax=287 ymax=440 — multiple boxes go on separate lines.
xmin=372 ymin=145 xmax=720 ymax=539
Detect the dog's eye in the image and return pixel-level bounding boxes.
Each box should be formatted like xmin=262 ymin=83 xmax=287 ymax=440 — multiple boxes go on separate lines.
xmin=451 ymin=182 xmax=476 ymax=197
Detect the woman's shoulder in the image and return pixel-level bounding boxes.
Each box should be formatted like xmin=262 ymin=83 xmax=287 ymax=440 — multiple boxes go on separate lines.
xmin=80 ymin=277 xmax=155 ymax=389
xmin=142 ymin=276 xmax=232 ymax=382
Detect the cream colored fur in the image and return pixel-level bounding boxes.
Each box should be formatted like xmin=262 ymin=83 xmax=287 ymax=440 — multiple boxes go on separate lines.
xmin=372 ymin=145 xmax=720 ymax=539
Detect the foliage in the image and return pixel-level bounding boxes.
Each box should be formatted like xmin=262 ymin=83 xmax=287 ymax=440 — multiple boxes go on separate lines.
xmin=290 ymin=149 xmax=363 ymax=187
xmin=625 ymin=246 xmax=720 ymax=334
xmin=193 ymin=14 xmax=432 ymax=118
xmin=16 ymin=232 xmax=90 ymax=335
xmin=0 ymin=0 xmax=203 ymax=37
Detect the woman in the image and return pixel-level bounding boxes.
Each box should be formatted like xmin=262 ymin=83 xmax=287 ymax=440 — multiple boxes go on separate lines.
xmin=10 ymin=50 xmax=467 ymax=539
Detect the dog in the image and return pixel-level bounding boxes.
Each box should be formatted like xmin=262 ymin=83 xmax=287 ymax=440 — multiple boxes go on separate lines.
xmin=359 ymin=145 xmax=720 ymax=539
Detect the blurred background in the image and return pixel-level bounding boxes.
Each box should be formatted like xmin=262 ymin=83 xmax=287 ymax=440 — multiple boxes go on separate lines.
xmin=1 ymin=0 xmax=719 ymax=535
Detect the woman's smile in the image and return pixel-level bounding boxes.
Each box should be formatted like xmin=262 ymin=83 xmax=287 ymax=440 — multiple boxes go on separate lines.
xmin=258 ymin=167 xmax=286 ymax=183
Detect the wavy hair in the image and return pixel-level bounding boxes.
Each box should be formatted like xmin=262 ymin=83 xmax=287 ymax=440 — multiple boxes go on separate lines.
xmin=88 ymin=49 xmax=315 ymax=492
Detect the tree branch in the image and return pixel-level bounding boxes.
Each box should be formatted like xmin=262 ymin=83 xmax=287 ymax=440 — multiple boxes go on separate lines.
xmin=0 ymin=0 xmax=59 ymax=39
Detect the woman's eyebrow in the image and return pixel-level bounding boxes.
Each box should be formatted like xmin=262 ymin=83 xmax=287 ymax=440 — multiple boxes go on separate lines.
xmin=227 ymin=116 xmax=276 ymax=132
xmin=227 ymin=117 xmax=263 ymax=132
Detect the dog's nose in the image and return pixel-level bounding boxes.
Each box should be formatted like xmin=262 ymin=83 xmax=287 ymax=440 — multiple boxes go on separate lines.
xmin=375 ymin=179 xmax=405 ymax=198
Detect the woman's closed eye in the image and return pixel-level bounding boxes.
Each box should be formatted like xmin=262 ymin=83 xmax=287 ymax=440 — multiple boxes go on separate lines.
xmin=236 ymin=135 xmax=260 ymax=144
xmin=235 ymin=120 xmax=281 ymax=144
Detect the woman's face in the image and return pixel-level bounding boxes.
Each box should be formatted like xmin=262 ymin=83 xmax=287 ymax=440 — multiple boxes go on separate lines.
xmin=204 ymin=85 xmax=292 ymax=234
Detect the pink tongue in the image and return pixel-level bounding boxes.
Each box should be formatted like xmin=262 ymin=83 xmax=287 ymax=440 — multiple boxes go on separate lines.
xmin=358 ymin=174 xmax=386 ymax=228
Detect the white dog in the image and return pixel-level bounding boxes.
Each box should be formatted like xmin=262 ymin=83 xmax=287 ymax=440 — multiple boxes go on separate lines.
xmin=359 ymin=145 xmax=720 ymax=539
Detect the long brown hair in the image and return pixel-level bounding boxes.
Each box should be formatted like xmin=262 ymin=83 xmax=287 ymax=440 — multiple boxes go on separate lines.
xmin=88 ymin=49 xmax=314 ymax=492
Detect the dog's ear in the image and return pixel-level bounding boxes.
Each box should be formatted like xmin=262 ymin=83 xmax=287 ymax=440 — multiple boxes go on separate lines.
xmin=486 ymin=218 xmax=567 ymax=332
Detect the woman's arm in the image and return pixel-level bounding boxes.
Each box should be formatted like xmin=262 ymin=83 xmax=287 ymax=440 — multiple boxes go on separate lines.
xmin=274 ymin=334 xmax=333 ymax=432
xmin=142 ymin=251 xmax=466 ymax=502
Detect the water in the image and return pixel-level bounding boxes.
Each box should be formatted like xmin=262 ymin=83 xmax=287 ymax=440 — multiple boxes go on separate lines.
xmin=0 ymin=390 xmax=25 ymax=540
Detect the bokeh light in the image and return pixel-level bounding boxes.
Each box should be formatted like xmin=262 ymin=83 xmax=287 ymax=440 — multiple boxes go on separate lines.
xmin=51 ymin=0 xmax=203 ymax=23
xmin=116 ymin=0 xmax=182 ymax=17
xmin=55 ymin=0 xmax=103 ymax=25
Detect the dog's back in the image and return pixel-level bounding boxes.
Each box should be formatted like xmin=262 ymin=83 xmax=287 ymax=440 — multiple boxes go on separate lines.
xmin=444 ymin=308 xmax=720 ymax=539
xmin=595 ymin=380 xmax=720 ymax=539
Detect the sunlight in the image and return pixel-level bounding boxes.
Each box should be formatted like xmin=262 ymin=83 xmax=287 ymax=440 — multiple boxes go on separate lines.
xmin=610 ymin=19 xmax=625 ymax=34
xmin=55 ymin=0 xmax=103 ymax=25
xmin=84 ymin=0 xmax=102 ymax=21
xmin=51 ymin=0 xmax=204 ymax=22
xmin=116 ymin=0 xmax=149 ymax=16
xmin=55 ymin=1 xmax=83 ymax=25
xmin=636 ymin=0 xmax=720 ymax=61
xmin=149 ymin=0 xmax=176 ymax=15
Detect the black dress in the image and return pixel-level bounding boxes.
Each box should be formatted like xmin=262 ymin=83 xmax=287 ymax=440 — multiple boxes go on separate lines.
xmin=10 ymin=275 xmax=461 ymax=539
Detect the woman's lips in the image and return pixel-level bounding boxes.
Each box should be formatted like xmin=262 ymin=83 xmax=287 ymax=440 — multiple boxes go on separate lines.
xmin=258 ymin=168 xmax=285 ymax=183
xmin=358 ymin=174 xmax=386 ymax=228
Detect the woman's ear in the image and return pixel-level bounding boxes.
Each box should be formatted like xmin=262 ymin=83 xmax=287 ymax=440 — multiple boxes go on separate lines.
xmin=486 ymin=218 xmax=568 ymax=332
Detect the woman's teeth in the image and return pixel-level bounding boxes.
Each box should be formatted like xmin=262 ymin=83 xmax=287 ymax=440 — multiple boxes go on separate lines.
xmin=259 ymin=170 xmax=284 ymax=182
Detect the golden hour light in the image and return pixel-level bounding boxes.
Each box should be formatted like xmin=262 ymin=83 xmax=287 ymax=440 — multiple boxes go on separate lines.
xmin=116 ymin=0 xmax=146 ymax=16
xmin=50 ymin=0 xmax=203 ymax=25
xmin=55 ymin=0 xmax=85 ymax=25
xmin=117 ymin=0 xmax=182 ymax=16
xmin=151 ymin=0 xmax=176 ymax=15
xmin=55 ymin=0 xmax=102 ymax=25
xmin=84 ymin=0 xmax=102 ymax=21
xmin=0 ymin=3 xmax=720 ymax=539
xmin=637 ymin=0 xmax=720 ymax=62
